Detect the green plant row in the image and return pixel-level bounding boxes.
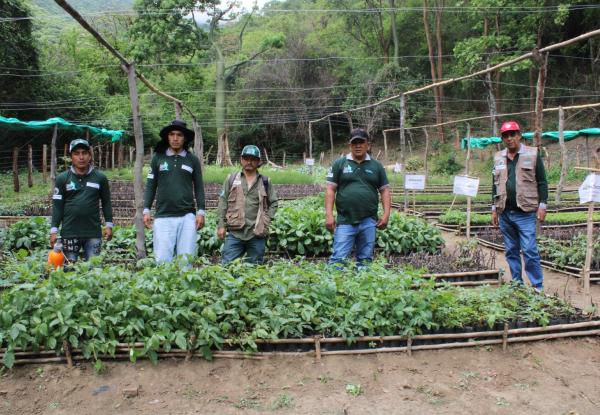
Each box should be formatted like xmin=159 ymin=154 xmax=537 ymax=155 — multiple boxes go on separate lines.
xmin=0 ymin=259 xmax=576 ymax=368
xmin=438 ymin=210 xmax=600 ymax=226
xmin=538 ymin=234 xmax=600 ymax=269
xmin=1 ymin=196 xmax=444 ymax=258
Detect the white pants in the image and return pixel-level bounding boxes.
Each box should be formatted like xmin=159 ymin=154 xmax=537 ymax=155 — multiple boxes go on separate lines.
xmin=153 ymin=213 xmax=197 ymax=263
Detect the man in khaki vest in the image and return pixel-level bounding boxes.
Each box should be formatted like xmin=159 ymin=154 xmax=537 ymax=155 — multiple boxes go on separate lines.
xmin=491 ymin=120 xmax=548 ymax=291
xmin=217 ymin=145 xmax=278 ymax=264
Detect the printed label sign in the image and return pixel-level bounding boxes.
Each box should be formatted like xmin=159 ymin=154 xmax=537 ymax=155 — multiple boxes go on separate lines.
xmin=579 ymin=174 xmax=600 ymax=204
xmin=305 ymin=158 xmax=315 ymax=166
xmin=404 ymin=174 xmax=426 ymax=190
xmin=393 ymin=163 xmax=402 ymax=173
xmin=453 ymin=175 xmax=480 ymax=197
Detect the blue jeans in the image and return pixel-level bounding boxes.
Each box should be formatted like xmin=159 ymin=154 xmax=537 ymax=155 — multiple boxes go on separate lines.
xmin=153 ymin=213 xmax=197 ymax=263
xmin=499 ymin=210 xmax=544 ymax=289
xmin=221 ymin=234 xmax=266 ymax=265
xmin=63 ymin=238 xmax=102 ymax=262
xmin=329 ymin=217 xmax=377 ymax=265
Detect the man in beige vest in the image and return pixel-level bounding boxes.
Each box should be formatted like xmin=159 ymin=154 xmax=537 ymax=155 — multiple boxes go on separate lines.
xmin=217 ymin=145 xmax=278 ymax=264
xmin=491 ymin=120 xmax=547 ymax=291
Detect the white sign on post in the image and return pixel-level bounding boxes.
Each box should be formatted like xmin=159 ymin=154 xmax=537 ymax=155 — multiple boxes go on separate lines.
xmin=404 ymin=174 xmax=426 ymax=190
xmin=453 ymin=175 xmax=480 ymax=197
xmin=579 ymin=173 xmax=600 ymax=204
xmin=305 ymin=158 xmax=315 ymax=166
xmin=393 ymin=162 xmax=402 ymax=173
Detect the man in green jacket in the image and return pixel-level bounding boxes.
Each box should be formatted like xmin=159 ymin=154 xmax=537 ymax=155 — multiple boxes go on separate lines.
xmin=143 ymin=120 xmax=205 ymax=263
xmin=217 ymin=145 xmax=278 ymax=264
xmin=50 ymin=138 xmax=113 ymax=262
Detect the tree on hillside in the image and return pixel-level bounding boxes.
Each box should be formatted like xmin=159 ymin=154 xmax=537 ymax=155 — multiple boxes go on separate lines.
xmin=129 ymin=0 xmax=283 ymax=165
xmin=0 ymin=0 xmax=41 ymax=119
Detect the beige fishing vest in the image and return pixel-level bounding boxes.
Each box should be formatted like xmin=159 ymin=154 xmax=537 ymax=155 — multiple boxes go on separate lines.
xmin=493 ymin=145 xmax=539 ymax=214
xmin=225 ymin=172 xmax=270 ymax=237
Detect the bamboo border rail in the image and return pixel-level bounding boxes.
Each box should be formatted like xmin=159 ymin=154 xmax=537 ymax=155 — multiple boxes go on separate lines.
xmin=3 ymin=320 xmax=599 ymax=366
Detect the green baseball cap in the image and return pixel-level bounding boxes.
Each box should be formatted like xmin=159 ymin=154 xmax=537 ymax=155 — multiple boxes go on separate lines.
xmin=69 ymin=138 xmax=91 ymax=153
xmin=241 ymin=145 xmax=261 ymax=159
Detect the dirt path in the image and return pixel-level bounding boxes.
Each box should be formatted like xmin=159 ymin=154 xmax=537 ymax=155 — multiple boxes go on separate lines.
xmin=1 ymin=231 xmax=599 ymax=415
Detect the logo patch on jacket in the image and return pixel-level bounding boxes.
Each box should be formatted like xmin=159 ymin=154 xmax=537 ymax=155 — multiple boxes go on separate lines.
xmin=365 ymin=169 xmax=373 ymax=174
xmin=86 ymin=182 xmax=100 ymax=189
xmin=159 ymin=162 xmax=169 ymax=171
xmin=65 ymin=180 xmax=77 ymax=191
xmin=343 ymin=165 xmax=353 ymax=174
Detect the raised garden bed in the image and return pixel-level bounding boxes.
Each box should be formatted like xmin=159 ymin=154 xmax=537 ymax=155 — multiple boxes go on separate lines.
xmin=0 ymin=260 xmax=594 ymax=367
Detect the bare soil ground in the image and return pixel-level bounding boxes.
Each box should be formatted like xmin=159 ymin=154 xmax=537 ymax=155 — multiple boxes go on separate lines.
xmin=1 ymin=230 xmax=599 ymax=415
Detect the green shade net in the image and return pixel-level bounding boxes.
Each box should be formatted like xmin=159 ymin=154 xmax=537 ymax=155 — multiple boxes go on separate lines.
xmin=461 ymin=128 xmax=600 ymax=150
xmin=0 ymin=116 xmax=124 ymax=142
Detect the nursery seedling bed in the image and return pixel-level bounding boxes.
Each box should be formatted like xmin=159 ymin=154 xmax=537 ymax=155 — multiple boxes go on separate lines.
xmin=4 ymin=318 xmax=599 ymax=365
xmin=476 ymin=237 xmax=600 ymax=281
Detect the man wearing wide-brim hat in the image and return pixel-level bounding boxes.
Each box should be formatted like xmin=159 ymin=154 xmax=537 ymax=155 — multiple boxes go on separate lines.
xmin=143 ymin=120 xmax=206 ymax=263
xmin=50 ymin=138 xmax=113 ymax=262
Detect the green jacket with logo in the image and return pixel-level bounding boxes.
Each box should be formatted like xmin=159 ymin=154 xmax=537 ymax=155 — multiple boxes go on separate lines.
xmin=51 ymin=167 xmax=113 ymax=239
xmin=326 ymin=154 xmax=389 ymax=225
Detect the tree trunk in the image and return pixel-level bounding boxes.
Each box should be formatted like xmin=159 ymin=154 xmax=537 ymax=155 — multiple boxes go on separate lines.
xmin=423 ymin=128 xmax=430 ymax=176
xmin=214 ymin=45 xmax=232 ymax=166
xmin=328 ymin=118 xmax=334 ymax=161
xmin=42 ymin=144 xmax=48 ymax=183
xmin=533 ymin=52 xmax=548 ymax=148
xmin=192 ymin=118 xmax=204 ymax=170
xmin=434 ymin=1 xmax=445 ymax=142
xmin=422 ymin=0 xmax=444 ymax=143
xmin=389 ymin=0 xmax=400 ymax=66
xmin=484 ymin=62 xmax=499 ymax=137
xmin=124 ymin=63 xmax=147 ymax=259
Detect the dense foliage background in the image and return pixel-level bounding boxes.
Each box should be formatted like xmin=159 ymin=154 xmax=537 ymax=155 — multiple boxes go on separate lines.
xmin=1 ymin=0 xmax=599 ymax=157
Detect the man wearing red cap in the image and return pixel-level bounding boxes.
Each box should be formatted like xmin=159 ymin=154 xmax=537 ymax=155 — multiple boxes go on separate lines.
xmin=492 ymin=120 xmax=547 ymax=291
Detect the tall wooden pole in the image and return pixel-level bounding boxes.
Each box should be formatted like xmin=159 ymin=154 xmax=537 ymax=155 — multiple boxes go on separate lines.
xmin=555 ymin=107 xmax=567 ymax=205
xmin=400 ymin=94 xmax=408 ymax=211
xmin=27 ymin=144 xmax=33 ymax=187
xmin=383 ymin=130 xmax=388 ymax=164
xmin=42 ymin=144 xmax=48 ymax=183
xmin=12 ymin=147 xmax=20 ymax=193
xmin=125 ymin=63 xmax=147 ymax=259
xmin=465 ymin=124 xmax=472 ymax=239
xmin=50 ymin=124 xmax=58 ymax=188
xmin=583 ymin=201 xmax=594 ymax=303
xmin=308 ymin=121 xmax=313 ymax=160
xmin=328 ymin=118 xmax=334 ymax=161
xmin=533 ymin=52 xmax=548 ymax=148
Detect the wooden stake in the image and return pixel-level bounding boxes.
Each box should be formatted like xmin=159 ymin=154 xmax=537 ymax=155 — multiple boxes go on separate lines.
xmin=42 ymin=144 xmax=48 ymax=183
xmin=12 ymin=146 xmax=20 ymax=193
xmin=582 ymin=201 xmax=594 ymax=304
xmin=400 ymin=94 xmax=408 ymax=212
xmin=314 ymin=336 xmax=321 ymax=362
xmin=407 ymin=337 xmax=412 ymax=357
xmin=555 ymin=107 xmax=567 ymax=205
xmin=502 ymin=322 xmax=508 ymax=351
xmin=27 ymin=144 xmax=33 ymax=187
xmin=282 ymin=151 xmax=286 ymax=167
xmin=185 ymin=335 xmax=196 ymax=361
xmin=63 ymin=340 xmax=73 ymax=368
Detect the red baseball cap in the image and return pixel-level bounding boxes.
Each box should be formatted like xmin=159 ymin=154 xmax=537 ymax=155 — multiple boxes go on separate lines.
xmin=499 ymin=121 xmax=521 ymax=134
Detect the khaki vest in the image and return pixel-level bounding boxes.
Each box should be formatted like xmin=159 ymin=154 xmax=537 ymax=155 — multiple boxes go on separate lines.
xmin=225 ymin=172 xmax=271 ymax=237
xmin=493 ymin=145 xmax=539 ymax=213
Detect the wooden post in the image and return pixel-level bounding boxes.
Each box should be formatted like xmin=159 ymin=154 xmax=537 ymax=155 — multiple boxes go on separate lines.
xmin=533 ymin=52 xmax=548 ymax=148
xmin=27 ymin=144 xmax=33 ymax=187
xmin=308 ymin=121 xmax=313 ymax=160
xmin=555 ymin=107 xmax=567 ymax=205
xmin=465 ymin=124 xmax=472 ymax=239
xmin=12 ymin=146 xmax=20 ymax=193
xmin=383 ymin=130 xmax=388 ymax=164
xmin=586 ymin=135 xmax=590 ymax=168
xmin=282 ymin=151 xmax=286 ymax=167
xmin=98 ymin=145 xmax=103 ymax=169
xmin=328 ymin=117 xmax=334 ymax=161
xmin=42 ymin=144 xmax=48 ymax=183
xmin=400 ymin=94 xmax=408 ymax=212
xmin=111 ymin=142 xmax=115 ymax=169
xmin=124 ymin=62 xmax=147 ymax=259
xmin=582 ymin=201 xmax=594 ymax=304
xmin=105 ymin=144 xmax=110 ymax=169
xmin=129 ymin=146 xmax=134 ymax=165
xmin=63 ymin=143 xmax=68 ymax=159
xmin=50 ymin=124 xmax=58 ymax=188
xmin=423 ymin=128 xmax=430 ymax=177
xmin=117 ymin=142 xmax=124 ymax=168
